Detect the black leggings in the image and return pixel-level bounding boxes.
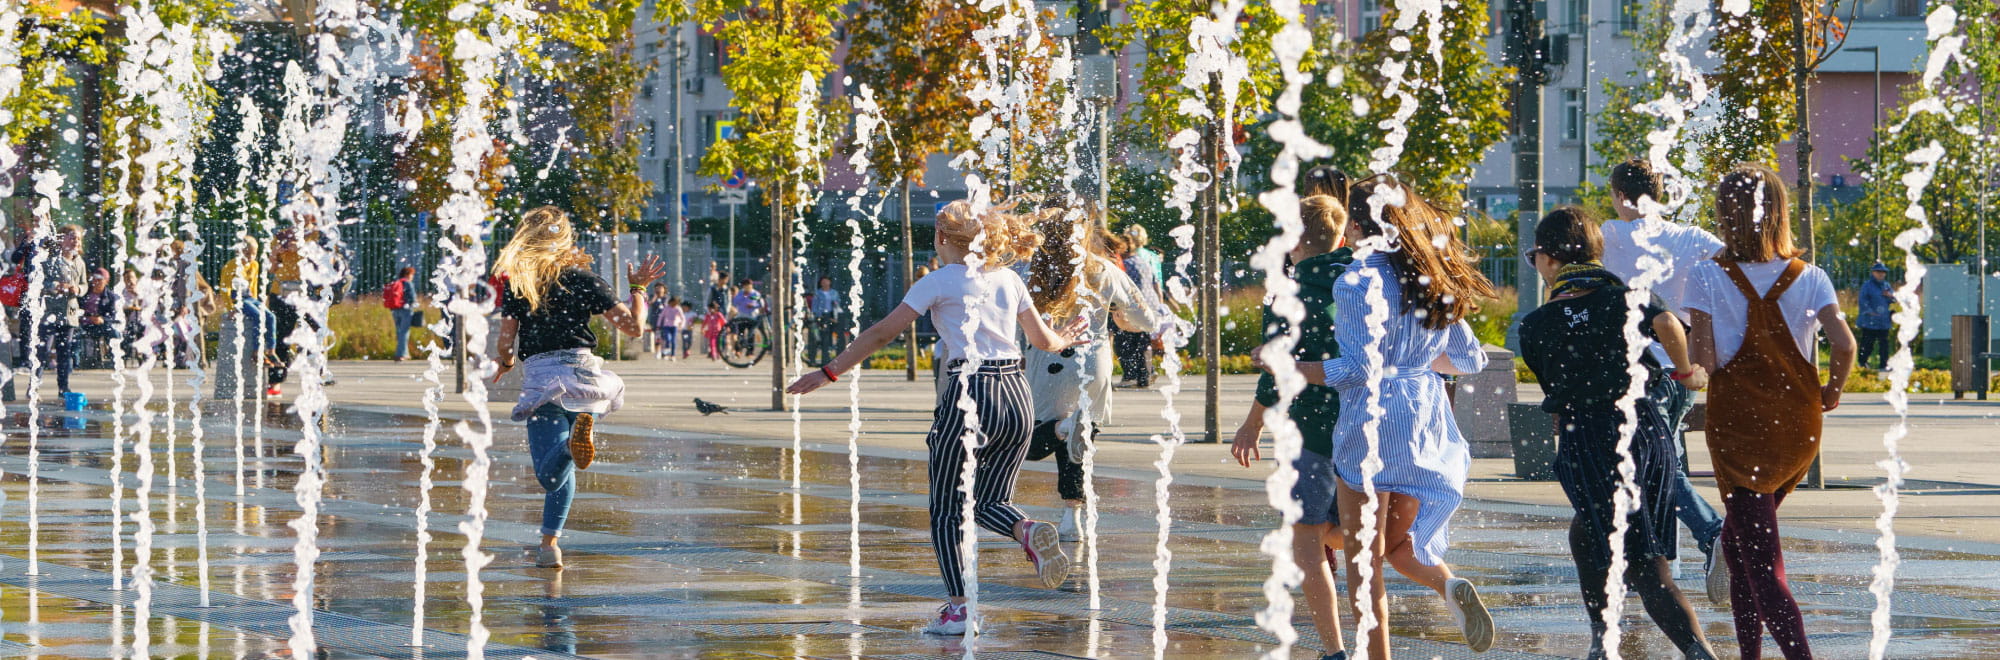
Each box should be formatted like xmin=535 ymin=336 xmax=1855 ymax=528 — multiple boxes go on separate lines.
xmin=1570 ymin=522 xmax=1715 ymax=659
xmin=1113 ymin=330 xmax=1151 ymax=386
xmin=1857 ymin=327 xmax=1891 ymax=370
xmin=1024 ymin=420 xmax=1094 ymax=501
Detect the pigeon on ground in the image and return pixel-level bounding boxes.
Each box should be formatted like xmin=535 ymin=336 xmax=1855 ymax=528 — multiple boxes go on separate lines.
xmin=694 ymin=398 xmax=730 ymax=416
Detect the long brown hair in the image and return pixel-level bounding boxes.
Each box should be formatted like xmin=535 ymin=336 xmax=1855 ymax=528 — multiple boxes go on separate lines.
xmin=1714 ymin=163 xmax=1800 ymax=263
xmin=1347 ymin=177 xmax=1496 ymax=329
xmin=1027 ymin=208 xmax=1106 ymax=320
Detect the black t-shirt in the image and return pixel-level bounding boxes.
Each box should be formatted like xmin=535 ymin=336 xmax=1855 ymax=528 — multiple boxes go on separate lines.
xmin=501 ymin=268 xmax=619 ymax=359
xmin=1519 ymin=284 xmax=1667 ymax=416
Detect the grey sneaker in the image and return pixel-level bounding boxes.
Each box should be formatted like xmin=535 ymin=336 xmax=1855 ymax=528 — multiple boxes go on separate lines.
xmin=1019 ymin=520 xmax=1072 ymax=589
xmin=535 ymin=545 xmax=564 ymax=569
xmin=1444 ymin=577 xmax=1494 ymax=652
xmin=1704 ymin=546 xmax=1730 ymax=606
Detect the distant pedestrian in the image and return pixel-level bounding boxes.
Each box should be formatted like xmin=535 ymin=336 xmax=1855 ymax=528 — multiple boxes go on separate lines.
xmin=702 ymin=302 xmax=726 ymax=360
xmin=1113 ymin=228 xmax=1164 ymax=389
xmin=1685 ymin=164 xmax=1856 ymax=660
xmin=385 ymin=266 xmax=419 ymax=361
xmin=77 ymin=268 xmax=121 ymax=366
xmin=655 ymin=296 xmax=686 ymax=360
xmin=30 ymin=225 xmax=88 ymax=394
xmin=490 ymin=205 xmax=664 ymax=570
xmin=786 ymin=199 xmax=1086 ymax=636
xmin=730 ymin=278 xmax=765 ymax=319
xmin=1599 ymin=157 xmax=1729 ymax=600
xmin=1520 ymin=207 xmax=1718 ymax=659
xmin=808 ymin=275 xmax=842 ymax=364
xmin=1856 ymin=262 xmax=1894 ymax=369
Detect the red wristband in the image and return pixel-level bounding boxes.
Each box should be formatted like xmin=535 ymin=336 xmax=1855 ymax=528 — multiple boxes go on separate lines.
xmin=821 ymin=365 xmax=838 ymax=382
xmin=1669 ymin=369 xmax=1692 ymax=381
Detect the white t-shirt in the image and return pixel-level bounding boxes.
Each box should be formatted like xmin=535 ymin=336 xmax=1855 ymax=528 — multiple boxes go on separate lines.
xmin=1600 ymin=217 xmax=1724 ymax=324
xmin=902 ymin=263 xmax=1033 ymax=364
xmin=1601 ymin=217 xmax=1724 ymax=368
xmin=1683 ymin=258 xmax=1839 ymax=367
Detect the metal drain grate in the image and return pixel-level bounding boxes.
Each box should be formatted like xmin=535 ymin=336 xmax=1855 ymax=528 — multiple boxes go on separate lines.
xmin=219 ymin=551 xmax=398 ymax=566
xmin=0 ymin=640 xmax=34 ymax=657
xmin=512 ymin=594 xmax=688 ymax=607
xmin=0 ymin=555 xmax=589 ymax=660
xmin=682 ymin=621 xmax=896 ymax=636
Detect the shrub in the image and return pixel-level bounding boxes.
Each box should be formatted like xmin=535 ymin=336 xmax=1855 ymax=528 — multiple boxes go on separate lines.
xmin=324 ymin=297 xmax=442 ymax=360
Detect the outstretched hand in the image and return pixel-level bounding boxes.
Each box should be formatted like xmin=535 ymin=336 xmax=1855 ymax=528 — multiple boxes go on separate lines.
xmin=627 ymin=255 xmax=668 ymax=287
xmin=1058 ymin=316 xmax=1091 ymax=347
xmin=787 ymin=370 xmax=830 ymax=395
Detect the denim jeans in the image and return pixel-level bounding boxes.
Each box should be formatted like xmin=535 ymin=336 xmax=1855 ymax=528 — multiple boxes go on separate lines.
xmin=392 ymin=308 xmax=416 ymax=359
xmin=1650 ymin=373 xmax=1724 ymax=554
xmin=526 ymin=403 xmax=579 ymax=537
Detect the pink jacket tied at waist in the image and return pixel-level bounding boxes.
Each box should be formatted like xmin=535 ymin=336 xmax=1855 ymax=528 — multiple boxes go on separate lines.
xmin=511 ymin=348 xmax=625 ymax=422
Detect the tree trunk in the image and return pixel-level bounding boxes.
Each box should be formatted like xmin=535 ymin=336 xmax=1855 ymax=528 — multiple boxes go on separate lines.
xmin=902 ymin=178 xmax=918 ymax=381
xmin=1792 ymin=1 xmax=1817 ymax=263
xmin=771 ymin=185 xmax=790 ymax=411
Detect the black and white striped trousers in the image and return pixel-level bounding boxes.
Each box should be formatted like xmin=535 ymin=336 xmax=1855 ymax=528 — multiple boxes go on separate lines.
xmin=928 ymin=359 xmax=1034 ymax=598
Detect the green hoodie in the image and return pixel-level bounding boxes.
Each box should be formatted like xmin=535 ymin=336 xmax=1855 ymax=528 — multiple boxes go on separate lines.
xmin=1253 ymin=248 xmax=1352 ymax=456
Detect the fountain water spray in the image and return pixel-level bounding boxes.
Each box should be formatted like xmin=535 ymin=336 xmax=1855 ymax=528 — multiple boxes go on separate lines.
xmin=788 ymin=72 xmax=825 ymax=502
xmin=1148 ymin=2 xmax=1248 ymax=654
xmin=843 ymin=81 xmax=894 ymax=582
xmin=226 ymin=95 xmax=264 ymax=499
xmin=20 ymin=169 xmax=61 ymax=578
xmin=102 ymin=8 xmax=223 ymax=652
xmin=1247 ymin=1 xmax=1329 ymax=656
xmin=430 ymin=3 xmax=543 ymax=653
xmin=1866 ymin=9 xmax=1963 ymax=657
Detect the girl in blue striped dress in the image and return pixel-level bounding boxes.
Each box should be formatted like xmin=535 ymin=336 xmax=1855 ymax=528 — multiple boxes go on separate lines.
xmin=1282 ymin=177 xmax=1500 ymax=658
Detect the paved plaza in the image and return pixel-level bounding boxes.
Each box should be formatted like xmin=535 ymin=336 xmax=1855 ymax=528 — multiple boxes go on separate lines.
xmin=2 ymin=358 xmax=1998 ymax=658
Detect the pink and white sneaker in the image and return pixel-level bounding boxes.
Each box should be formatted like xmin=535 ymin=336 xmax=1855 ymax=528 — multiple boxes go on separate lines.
xmin=1019 ymin=520 xmax=1072 ymax=589
xmin=921 ymin=602 xmax=969 ymax=635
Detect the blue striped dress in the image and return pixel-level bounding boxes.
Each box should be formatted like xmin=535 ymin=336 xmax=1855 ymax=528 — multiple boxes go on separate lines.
xmin=1321 ymin=252 xmax=1488 ymax=566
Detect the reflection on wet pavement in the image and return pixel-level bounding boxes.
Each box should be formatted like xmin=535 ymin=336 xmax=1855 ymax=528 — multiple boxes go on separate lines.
xmin=2 ymin=403 xmax=1998 ymax=658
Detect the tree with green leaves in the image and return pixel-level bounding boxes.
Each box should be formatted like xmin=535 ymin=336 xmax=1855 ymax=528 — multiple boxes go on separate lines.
xmin=696 ymin=0 xmax=844 ymax=409
xmin=1826 ymin=0 xmax=1999 ymax=270
xmin=1103 ymin=1 xmax=1295 ymax=143
xmin=844 ymin=0 xmax=982 ymax=380
xmin=2 ymin=2 xmax=106 ymax=148
xmin=560 ymin=0 xmax=656 ymax=231
xmin=1241 ymin=12 xmax=1511 ymax=211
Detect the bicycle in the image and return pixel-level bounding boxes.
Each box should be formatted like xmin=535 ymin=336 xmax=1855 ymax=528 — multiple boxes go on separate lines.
xmin=720 ymin=315 xmax=769 ymax=368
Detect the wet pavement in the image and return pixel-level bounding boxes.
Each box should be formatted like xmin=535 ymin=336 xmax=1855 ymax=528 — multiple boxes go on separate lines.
xmin=2 ymin=379 xmax=2000 ymax=658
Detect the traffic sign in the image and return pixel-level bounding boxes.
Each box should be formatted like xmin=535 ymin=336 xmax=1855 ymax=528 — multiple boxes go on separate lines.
xmin=724 ymin=168 xmax=747 ymax=188
xmin=721 ymin=188 xmax=749 ymax=205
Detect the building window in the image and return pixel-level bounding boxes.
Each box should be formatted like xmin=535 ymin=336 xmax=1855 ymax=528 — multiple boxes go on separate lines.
xmin=1894 ymin=0 xmax=1923 ymax=16
xmin=1560 ymin=88 xmax=1584 ymax=142
xmin=1617 ymin=0 xmax=1641 ymax=32
xmin=1566 ymin=0 xmax=1588 ymax=31
xmin=642 ymin=72 xmax=655 ymax=99
xmin=1360 ymin=0 xmax=1382 ymax=33
xmin=646 ymin=119 xmax=658 ymax=157
xmin=697 ymin=33 xmax=722 ymax=76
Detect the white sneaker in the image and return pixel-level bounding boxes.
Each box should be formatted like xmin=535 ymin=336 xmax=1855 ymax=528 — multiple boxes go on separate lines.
xmin=1019 ymin=520 xmax=1072 ymax=588
xmin=534 ymin=545 xmax=563 ymax=569
xmin=1704 ymin=547 xmax=1731 ymax=606
xmin=1444 ymin=577 xmax=1494 ymax=652
xmin=1058 ymin=506 xmax=1081 ymax=542
xmin=920 ymin=602 xmax=969 ymax=636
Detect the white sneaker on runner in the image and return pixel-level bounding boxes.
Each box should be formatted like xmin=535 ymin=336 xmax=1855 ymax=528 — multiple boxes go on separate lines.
xmin=1444 ymin=577 xmax=1495 ymax=652
xmin=1019 ymin=520 xmax=1072 ymax=588
xmin=1058 ymin=506 xmax=1081 ymax=543
xmin=920 ymin=602 xmax=969 ymax=636
xmin=1705 ymin=546 xmax=1731 ymax=606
